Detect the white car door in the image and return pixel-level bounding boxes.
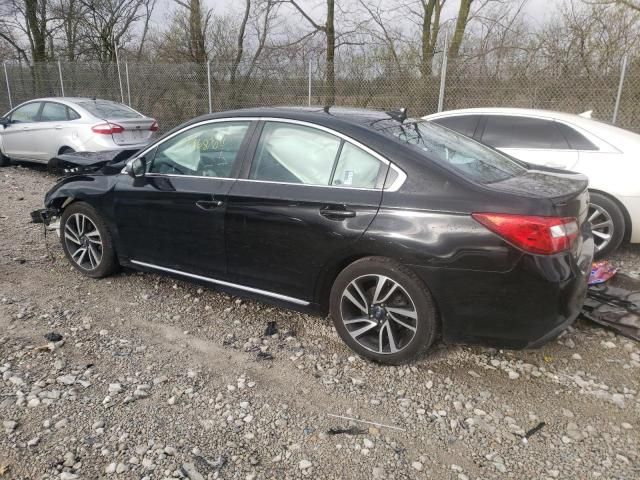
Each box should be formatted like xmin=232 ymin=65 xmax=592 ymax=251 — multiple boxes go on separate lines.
xmin=2 ymin=102 xmax=43 ymax=160
xmin=480 ymin=115 xmax=579 ymax=170
xmin=36 ymin=102 xmax=75 ymax=161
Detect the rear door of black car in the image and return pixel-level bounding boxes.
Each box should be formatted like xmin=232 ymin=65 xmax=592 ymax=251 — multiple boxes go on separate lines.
xmin=224 ymin=119 xmax=394 ymax=305
xmin=113 ymin=119 xmax=257 ymax=277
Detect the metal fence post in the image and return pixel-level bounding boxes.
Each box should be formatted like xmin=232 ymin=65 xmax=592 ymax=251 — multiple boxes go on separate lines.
xmin=57 ymin=61 xmax=65 ymax=97
xmin=308 ymin=60 xmax=312 ymax=106
xmin=3 ymin=61 xmax=12 ymax=109
xmin=125 ymin=61 xmax=131 ymax=106
xmin=437 ymin=31 xmax=449 ymax=113
xmin=612 ymin=54 xmax=628 ymax=125
xmin=207 ymin=61 xmax=212 ymax=113
xmin=114 ymin=42 xmax=125 ymax=103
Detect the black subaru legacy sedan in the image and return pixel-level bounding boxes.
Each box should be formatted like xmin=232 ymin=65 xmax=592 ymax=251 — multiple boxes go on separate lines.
xmin=35 ymin=107 xmax=594 ymax=364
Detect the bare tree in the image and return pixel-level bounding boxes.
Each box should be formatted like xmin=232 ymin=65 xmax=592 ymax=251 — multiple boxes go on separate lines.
xmin=449 ymin=0 xmax=474 ymax=59
xmin=172 ymin=0 xmax=210 ymax=64
xmin=285 ymin=0 xmax=337 ymax=104
xmin=79 ymin=0 xmax=154 ymax=62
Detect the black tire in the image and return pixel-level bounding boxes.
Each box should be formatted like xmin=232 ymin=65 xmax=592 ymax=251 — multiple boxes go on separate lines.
xmin=588 ymin=191 xmax=625 ymax=259
xmin=59 ymin=147 xmax=75 ymax=154
xmin=60 ymin=202 xmax=119 ymax=278
xmin=0 ymin=152 xmax=10 ymax=167
xmin=329 ymin=256 xmax=438 ymax=365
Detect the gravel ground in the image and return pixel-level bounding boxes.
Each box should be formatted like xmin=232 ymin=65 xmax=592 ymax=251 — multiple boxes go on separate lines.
xmin=1 ymin=164 xmax=639 ymax=480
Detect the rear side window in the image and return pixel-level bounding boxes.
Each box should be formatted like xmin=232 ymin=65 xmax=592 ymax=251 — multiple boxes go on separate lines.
xmin=67 ymin=107 xmax=81 ymax=120
xmin=75 ymin=100 xmax=142 ymax=119
xmin=380 ymin=121 xmax=526 ymax=184
xmin=250 ymin=123 xmax=341 ymax=185
xmin=331 ymin=142 xmax=385 ymax=188
xmin=432 ymin=115 xmax=480 ymax=138
xmin=557 ymin=123 xmax=598 ymax=150
xmin=41 ymin=102 xmax=69 ymax=121
xmin=10 ymin=102 xmax=41 ymax=123
xmin=481 ymin=116 xmax=569 ymax=149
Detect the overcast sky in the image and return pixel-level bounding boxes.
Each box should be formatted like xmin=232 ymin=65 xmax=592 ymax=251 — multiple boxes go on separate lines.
xmin=151 ymin=0 xmax=557 ymax=31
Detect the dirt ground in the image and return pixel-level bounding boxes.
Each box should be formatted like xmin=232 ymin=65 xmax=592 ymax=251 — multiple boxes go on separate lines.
xmin=1 ymin=163 xmax=639 ymax=480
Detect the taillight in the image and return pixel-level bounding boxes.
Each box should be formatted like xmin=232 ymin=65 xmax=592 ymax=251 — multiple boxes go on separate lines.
xmin=91 ymin=123 xmax=124 ymax=134
xmin=149 ymin=121 xmax=159 ymax=132
xmin=472 ymin=213 xmax=579 ymax=255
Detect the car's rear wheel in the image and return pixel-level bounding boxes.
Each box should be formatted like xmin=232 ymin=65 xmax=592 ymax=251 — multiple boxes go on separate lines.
xmin=330 ymin=257 xmax=438 ymax=364
xmin=60 ymin=202 xmax=118 ymax=278
xmin=588 ymin=192 xmax=625 ymax=258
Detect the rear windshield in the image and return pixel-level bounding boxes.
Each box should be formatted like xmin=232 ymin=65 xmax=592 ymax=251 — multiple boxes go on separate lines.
xmin=74 ymin=100 xmax=142 ymax=119
xmin=379 ymin=120 xmax=526 ymax=183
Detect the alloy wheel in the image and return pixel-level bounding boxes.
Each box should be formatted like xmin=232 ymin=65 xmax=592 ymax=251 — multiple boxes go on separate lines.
xmin=588 ymin=203 xmax=614 ymax=253
xmin=340 ymin=274 xmax=418 ymax=354
xmin=64 ymin=213 xmax=103 ymax=270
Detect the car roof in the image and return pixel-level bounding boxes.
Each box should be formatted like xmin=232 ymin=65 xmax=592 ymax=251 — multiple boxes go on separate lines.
xmin=424 ymin=107 xmax=640 ymax=146
xmin=193 ymin=106 xmax=409 ymax=132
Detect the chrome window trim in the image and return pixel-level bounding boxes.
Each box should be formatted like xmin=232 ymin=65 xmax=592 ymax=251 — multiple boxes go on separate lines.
xmin=122 ymin=116 xmax=407 ymax=191
xmin=130 ymin=260 xmax=310 ymax=306
xmin=145 ymin=173 xmax=236 ymax=181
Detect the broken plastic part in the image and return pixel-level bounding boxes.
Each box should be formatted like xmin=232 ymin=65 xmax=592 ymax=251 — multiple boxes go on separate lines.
xmin=581 ymin=273 xmax=640 ymax=342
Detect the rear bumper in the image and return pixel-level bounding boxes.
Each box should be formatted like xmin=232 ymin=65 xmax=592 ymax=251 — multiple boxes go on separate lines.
xmin=410 ymin=229 xmax=594 ymax=349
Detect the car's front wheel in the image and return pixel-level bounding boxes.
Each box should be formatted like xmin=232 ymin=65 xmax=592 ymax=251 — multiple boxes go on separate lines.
xmin=330 ymin=257 xmax=438 ymax=364
xmin=60 ymin=202 xmax=119 ymax=278
xmin=588 ymin=192 xmax=625 ymax=258
xmin=0 ymin=152 xmax=10 ymax=167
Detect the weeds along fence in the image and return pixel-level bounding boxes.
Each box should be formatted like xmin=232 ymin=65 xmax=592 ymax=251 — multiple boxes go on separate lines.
xmin=1 ymin=56 xmax=639 ymax=133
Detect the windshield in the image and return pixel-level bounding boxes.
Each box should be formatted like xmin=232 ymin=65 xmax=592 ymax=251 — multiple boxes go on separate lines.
xmin=379 ymin=120 xmax=527 ymax=183
xmin=75 ymin=100 xmax=142 ymax=119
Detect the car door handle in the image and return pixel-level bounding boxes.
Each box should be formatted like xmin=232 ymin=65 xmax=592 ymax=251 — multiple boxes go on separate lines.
xmin=195 ymin=199 xmax=223 ymax=211
xmin=320 ymin=206 xmax=356 ymax=220
xmin=55 ymin=125 xmax=63 ymax=130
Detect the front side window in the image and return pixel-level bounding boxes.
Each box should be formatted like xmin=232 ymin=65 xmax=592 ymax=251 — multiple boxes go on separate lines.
xmin=481 ymin=116 xmax=569 ymax=149
xmin=149 ymin=121 xmax=250 ymax=177
xmin=250 ymin=123 xmax=341 ymax=185
xmin=41 ymin=102 xmax=69 ymax=122
xmin=379 ymin=120 xmax=526 ymax=184
xmin=10 ymin=102 xmax=41 ymax=123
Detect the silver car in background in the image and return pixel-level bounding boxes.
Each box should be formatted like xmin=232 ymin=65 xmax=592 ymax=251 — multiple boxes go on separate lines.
xmin=0 ymin=97 xmax=158 ymax=166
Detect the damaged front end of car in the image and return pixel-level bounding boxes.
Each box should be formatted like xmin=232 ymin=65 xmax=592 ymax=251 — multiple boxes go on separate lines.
xmin=31 ymin=148 xmax=137 ymax=230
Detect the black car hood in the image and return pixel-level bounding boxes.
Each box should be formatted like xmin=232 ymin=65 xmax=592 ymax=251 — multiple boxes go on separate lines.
xmin=50 ymin=149 xmax=139 ymax=176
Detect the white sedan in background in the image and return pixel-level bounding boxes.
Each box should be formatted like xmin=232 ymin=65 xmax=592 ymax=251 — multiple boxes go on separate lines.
xmin=0 ymin=97 xmax=158 ymax=167
xmin=424 ymin=108 xmax=640 ymax=257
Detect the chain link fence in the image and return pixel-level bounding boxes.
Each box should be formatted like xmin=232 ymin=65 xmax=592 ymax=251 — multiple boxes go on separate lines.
xmin=2 ymin=56 xmax=639 ymax=133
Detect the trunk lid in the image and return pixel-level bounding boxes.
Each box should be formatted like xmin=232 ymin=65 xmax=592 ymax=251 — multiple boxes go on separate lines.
xmin=487 ymin=167 xmax=589 ymax=224
xmin=106 ymin=118 xmax=156 ymax=146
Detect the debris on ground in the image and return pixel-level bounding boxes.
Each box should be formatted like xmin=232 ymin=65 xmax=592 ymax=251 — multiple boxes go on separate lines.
xmin=43 ymin=332 xmax=63 ymax=342
xmin=589 ymin=260 xmax=618 ymax=285
xmin=582 ymin=273 xmax=640 ymax=341
xmin=524 ymin=421 xmax=546 ymax=439
xmin=264 ymin=321 xmax=278 ymax=336
xmin=327 ymin=426 xmax=368 ymax=435
xmin=256 ymin=351 xmax=274 ymax=361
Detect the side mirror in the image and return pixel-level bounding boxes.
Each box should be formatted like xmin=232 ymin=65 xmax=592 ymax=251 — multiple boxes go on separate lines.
xmin=0 ymin=117 xmax=9 ymax=129
xmin=126 ymin=157 xmax=146 ymax=178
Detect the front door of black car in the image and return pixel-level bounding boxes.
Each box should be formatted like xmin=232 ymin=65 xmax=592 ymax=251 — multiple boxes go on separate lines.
xmin=113 ymin=120 xmax=254 ymax=277
xmin=225 ymin=120 xmax=389 ymax=303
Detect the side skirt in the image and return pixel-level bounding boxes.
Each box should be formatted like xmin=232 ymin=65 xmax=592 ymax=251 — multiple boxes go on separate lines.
xmin=130 ymin=259 xmax=310 ymax=306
